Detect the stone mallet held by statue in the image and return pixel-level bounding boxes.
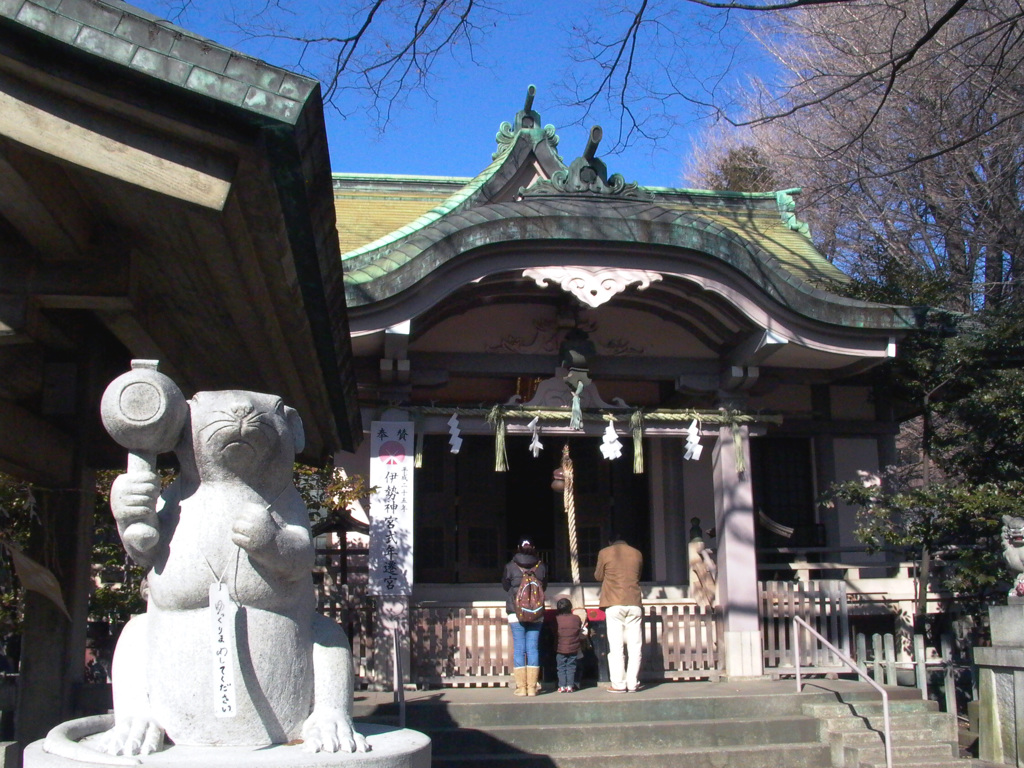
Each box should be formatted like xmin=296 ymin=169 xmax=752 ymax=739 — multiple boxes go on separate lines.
xmin=100 ymin=360 xmax=188 ymax=549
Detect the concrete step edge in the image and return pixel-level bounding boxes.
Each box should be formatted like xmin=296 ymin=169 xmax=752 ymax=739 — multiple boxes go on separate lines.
xmin=423 ymin=713 xmax=821 ymax=736
xmin=401 ymin=693 xmax=829 ymax=710
xmin=844 ymin=746 xmax=959 ymax=766
xmin=380 ymin=699 xmax=822 ymax=728
xmin=831 ymin=728 xmax=957 ymax=745
xmin=845 ymin=742 xmax=957 ymax=758
xmin=802 ymin=708 xmax=937 ymax=720
xmin=819 ymin=713 xmax=955 ymax=730
xmin=430 ymin=741 xmax=833 ymax=765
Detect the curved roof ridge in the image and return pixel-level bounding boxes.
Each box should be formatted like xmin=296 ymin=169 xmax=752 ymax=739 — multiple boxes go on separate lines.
xmin=342 ymin=196 xmax=915 ymax=331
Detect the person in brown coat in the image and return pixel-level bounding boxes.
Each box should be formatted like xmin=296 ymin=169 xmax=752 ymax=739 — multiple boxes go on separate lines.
xmin=554 ymin=598 xmax=583 ymax=692
xmin=594 ymin=535 xmax=643 ymax=692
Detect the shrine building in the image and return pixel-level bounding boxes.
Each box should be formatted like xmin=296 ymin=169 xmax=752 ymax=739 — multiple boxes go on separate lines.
xmin=332 ymin=91 xmax=928 ymax=682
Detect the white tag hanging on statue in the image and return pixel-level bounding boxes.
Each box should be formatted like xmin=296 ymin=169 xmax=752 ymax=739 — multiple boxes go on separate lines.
xmin=448 ymin=413 xmax=463 ymax=454
xmin=527 ymin=416 xmax=544 ymax=457
xmin=600 ymin=420 xmax=623 ymax=460
xmin=209 ymin=582 xmax=238 ymax=718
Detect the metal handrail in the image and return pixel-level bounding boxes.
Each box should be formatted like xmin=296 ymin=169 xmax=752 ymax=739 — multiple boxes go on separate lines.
xmin=792 ymin=615 xmax=892 ymax=768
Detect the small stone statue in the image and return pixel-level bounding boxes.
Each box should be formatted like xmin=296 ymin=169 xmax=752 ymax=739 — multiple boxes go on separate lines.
xmin=98 ymin=366 xmax=368 ymax=756
xmin=1002 ymin=515 xmax=1024 ymax=597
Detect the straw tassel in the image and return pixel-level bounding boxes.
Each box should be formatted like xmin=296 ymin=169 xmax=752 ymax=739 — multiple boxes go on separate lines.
xmin=631 ymin=410 xmax=644 ymax=474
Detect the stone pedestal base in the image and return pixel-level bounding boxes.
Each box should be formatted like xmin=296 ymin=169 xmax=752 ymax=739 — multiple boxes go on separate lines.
xmin=24 ymin=720 xmax=429 ymax=768
xmin=974 ymin=602 xmax=1024 ymax=767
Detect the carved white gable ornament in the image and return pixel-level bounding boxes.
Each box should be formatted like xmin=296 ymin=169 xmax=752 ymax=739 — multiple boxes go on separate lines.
xmin=523 ymin=266 xmax=663 ymax=308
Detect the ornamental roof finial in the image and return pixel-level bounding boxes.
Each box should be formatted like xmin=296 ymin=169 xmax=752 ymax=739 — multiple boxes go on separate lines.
xmin=521 ymin=124 xmax=652 ymax=200
xmin=493 ymin=85 xmax=560 ymax=160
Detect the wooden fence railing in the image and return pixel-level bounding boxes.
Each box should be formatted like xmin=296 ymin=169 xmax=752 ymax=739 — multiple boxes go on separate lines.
xmin=316 ymin=576 xmax=848 ymax=687
xmin=640 ymin=604 xmax=721 ymax=681
xmin=409 ymin=603 xmax=722 ymax=687
xmin=411 ymin=606 xmax=509 ymax=686
xmin=760 ymin=579 xmax=849 ymax=673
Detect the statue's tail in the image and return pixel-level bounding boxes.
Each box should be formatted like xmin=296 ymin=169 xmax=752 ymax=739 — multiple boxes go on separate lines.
xmin=42 ymin=715 xmax=140 ymax=766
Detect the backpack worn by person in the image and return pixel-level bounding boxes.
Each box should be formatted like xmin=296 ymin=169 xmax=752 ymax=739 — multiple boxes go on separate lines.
xmin=514 ymin=564 xmax=545 ymax=623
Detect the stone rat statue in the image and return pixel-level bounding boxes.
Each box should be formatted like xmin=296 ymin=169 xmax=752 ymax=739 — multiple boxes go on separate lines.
xmin=101 ymin=389 xmax=369 ymax=756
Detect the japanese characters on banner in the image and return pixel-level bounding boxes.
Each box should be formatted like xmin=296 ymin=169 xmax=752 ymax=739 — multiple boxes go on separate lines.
xmin=369 ymin=421 xmax=415 ymax=596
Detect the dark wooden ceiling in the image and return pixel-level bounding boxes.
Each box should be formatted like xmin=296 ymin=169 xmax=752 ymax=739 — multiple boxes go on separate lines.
xmin=0 ymin=7 xmax=360 ymax=484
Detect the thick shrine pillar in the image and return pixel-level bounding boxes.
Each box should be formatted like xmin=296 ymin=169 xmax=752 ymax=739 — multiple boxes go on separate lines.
xmin=712 ymin=423 xmax=764 ymax=678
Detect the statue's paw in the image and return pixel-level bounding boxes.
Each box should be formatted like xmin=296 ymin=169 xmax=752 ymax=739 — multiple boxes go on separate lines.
xmin=122 ymin=523 xmax=160 ymax=553
xmin=98 ymin=718 xmax=164 ymax=757
xmin=301 ymin=709 xmax=370 ymax=753
xmin=110 ymin=472 xmax=161 ymax=524
xmin=230 ymin=503 xmax=275 ymax=552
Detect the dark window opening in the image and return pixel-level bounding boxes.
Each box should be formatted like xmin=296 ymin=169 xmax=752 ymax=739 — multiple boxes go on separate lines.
xmin=750 ymin=436 xmax=819 ymax=558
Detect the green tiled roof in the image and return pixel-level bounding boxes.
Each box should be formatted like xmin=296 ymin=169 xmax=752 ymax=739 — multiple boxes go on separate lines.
xmin=337 ymin=149 xmax=508 ymax=262
xmin=333 ymin=124 xmax=920 ymax=331
xmin=0 ymin=0 xmax=316 ymax=122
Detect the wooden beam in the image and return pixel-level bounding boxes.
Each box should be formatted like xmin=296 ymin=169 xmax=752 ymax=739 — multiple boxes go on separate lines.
xmin=0 ymin=250 xmax=131 ymax=299
xmin=0 ymin=144 xmax=84 ymax=259
xmin=95 ymin=309 xmax=186 ymax=387
xmin=0 ymin=71 xmax=233 ymax=210
xmin=0 ymin=399 xmax=74 ymax=486
xmin=0 ymin=295 xmax=79 ymax=349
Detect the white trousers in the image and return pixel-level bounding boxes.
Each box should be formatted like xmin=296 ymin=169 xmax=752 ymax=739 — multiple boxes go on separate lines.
xmin=605 ymin=604 xmax=643 ymax=690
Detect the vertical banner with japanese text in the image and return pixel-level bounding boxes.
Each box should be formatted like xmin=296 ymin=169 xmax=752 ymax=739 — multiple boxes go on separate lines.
xmin=368 ymin=421 xmax=414 ymax=596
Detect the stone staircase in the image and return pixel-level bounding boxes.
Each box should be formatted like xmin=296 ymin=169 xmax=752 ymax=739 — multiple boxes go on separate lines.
xmin=353 ymin=681 xmax=977 ymax=768
xmin=805 ymin=696 xmax=966 ymax=768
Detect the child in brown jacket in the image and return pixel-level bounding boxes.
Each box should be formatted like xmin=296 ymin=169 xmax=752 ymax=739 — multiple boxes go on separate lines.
xmin=554 ymin=598 xmax=583 ymax=692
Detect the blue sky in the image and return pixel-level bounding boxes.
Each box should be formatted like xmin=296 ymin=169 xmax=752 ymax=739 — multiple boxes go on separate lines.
xmin=137 ymin=1 xmax=771 ymax=189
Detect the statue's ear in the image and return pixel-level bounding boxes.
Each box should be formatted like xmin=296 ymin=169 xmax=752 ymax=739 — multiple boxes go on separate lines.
xmin=285 ymin=406 xmax=305 ymax=455
xmin=1003 ymin=515 xmax=1012 ymax=526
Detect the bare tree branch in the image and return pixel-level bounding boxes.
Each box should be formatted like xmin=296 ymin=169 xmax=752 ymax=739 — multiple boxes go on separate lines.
xmin=212 ymin=0 xmax=505 ymax=129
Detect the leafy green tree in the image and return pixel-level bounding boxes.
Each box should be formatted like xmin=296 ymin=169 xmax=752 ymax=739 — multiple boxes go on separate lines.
xmin=293 ymin=465 xmax=374 ymax=538
xmin=88 ymin=471 xmax=147 ymax=630
xmin=822 ymin=304 xmax=1024 ymax=632
xmin=0 ymin=463 xmax=373 ymax=649
xmin=929 ymin=309 xmax=1024 ymax=484
xmin=0 ymin=474 xmax=38 ymax=641
xmin=830 ymin=472 xmax=1020 ymax=624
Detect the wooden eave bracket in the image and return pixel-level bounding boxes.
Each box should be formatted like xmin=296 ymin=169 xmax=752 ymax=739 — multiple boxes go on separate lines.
xmin=0 ymin=70 xmax=234 ymax=210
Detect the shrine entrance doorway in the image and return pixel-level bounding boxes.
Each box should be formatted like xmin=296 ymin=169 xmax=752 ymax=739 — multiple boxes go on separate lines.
xmin=413 ymin=434 xmax=651 ymax=583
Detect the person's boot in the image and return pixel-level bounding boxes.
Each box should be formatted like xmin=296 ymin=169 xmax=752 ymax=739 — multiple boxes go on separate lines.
xmin=525 ymin=666 xmax=540 ymax=696
xmin=513 ymin=667 xmax=527 ymax=696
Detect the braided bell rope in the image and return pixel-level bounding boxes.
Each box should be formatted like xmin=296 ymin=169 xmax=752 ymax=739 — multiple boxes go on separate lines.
xmin=562 ymin=443 xmax=580 ymax=587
